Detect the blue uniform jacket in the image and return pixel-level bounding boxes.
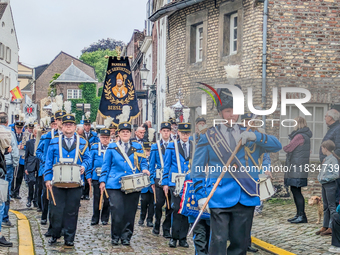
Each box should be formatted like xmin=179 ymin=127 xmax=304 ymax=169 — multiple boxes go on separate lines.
xmin=149 ymin=141 xmax=167 ymax=185
xmin=141 ymin=157 xmax=153 ymax=193
xmin=44 ymin=134 xmax=91 ymax=182
xmin=161 ymin=140 xmax=192 ymax=187
xmin=43 ymin=129 xmax=59 ymax=164
xmin=85 ymin=131 xmax=99 ymax=148
xmin=192 ymin=125 xmax=282 ymax=208
xmin=36 ymin=134 xmax=46 ymax=177
xmin=10 ymin=123 xmax=25 ymax=133
xmin=99 ymin=141 xmax=148 ymax=189
xmin=89 ymin=143 xmax=107 ymax=181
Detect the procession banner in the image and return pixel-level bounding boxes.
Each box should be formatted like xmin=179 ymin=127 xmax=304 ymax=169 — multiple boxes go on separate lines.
xmin=99 ymin=56 xmax=140 ymax=124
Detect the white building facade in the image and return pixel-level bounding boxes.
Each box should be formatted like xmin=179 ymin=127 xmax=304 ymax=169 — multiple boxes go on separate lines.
xmin=0 ymin=0 xmax=19 ymax=123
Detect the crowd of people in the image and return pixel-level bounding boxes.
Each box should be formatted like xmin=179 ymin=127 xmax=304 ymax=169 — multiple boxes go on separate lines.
xmin=0 ymin=91 xmax=340 ymax=254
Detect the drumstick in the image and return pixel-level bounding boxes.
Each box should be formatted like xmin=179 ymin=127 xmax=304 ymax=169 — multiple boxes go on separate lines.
xmin=151 ymin=185 xmax=157 ymax=204
xmin=49 ymin=187 xmax=56 ymax=206
xmin=99 ymin=191 xmax=103 ymax=211
xmin=89 ymin=184 xmax=92 ymax=198
xmin=46 ymin=188 xmax=49 ymax=200
xmin=104 ymin=188 xmax=109 ymax=199
xmin=165 ymin=192 xmax=170 ymax=210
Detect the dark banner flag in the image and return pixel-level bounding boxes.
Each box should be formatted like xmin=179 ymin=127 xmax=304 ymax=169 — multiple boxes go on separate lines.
xmin=99 ymin=56 xmax=140 ymax=124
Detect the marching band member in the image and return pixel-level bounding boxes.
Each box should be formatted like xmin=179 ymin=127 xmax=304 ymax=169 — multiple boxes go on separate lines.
xmin=162 ymin=109 xmax=192 ymax=248
xmin=149 ymin=108 xmax=173 ymax=238
xmin=9 ymin=114 xmax=19 ymax=131
xmin=11 ymin=117 xmax=25 ymax=199
xmin=191 ymin=87 xmax=282 ymax=255
xmin=44 ymin=113 xmax=91 ymax=246
xmin=89 ymin=125 xmax=111 ymax=226
xmin=82 ymin=113 xmax=99 ymax=200
xmin=24 ymin=128 xmax=39 ymax=208
xmin=138 ymin=128 xmax=156 ymax=228
xmin=99 ymin=106 xmax=148 ymax=246
xmin=109 ymin=121 xmax=118 ymax=143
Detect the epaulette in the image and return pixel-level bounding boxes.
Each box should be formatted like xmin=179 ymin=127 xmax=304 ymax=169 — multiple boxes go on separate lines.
xmin=200 ymin=127 xmax=209 ymax=134
xmin=79 ymin=140 xmax=89 ymax=155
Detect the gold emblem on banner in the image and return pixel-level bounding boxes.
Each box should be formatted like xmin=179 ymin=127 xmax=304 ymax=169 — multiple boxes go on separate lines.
xmin=104 ymin=72 xmax=135 ymax=104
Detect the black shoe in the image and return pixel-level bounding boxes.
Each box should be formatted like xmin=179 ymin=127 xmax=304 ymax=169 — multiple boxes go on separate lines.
xmin=290 ymin=214 xmax=308 ymax=224
xmin=146 ymin=221 xmax=153 ymax=227
xmin=152 ymin=228 xmax=159 ymax=235
xmin=138 ymin=220 xmax=144 ymax=226
xmin=287 ymin=215 xmax=298 ymax=222
xmin=102 ymin=221 xmax=108 ymax=225
xmin=80 ymin=195 xmax=84 ymax=200
xmin=163 ymin=231 xmax=171 ymax=239
xmin=37 ymin=208 xmax=42 ymax=212
xmin=44 ymin=231 xmax=52 ymax=237
xmin=169 ymin=239 xmax=177 ymax=248
xmin=91 ymin=220 xmax=98 ymax=226
xmin=26 ymin=201 xmax=31 ymax=208
xmin=84 ymin=196 xmax=90 ymax=200
xmin=48 ymin=237 xmax=57 ymax=245
xmin=0 ymin=236 xmax=13 ymax=247
xmin=2 ymin=221 xmax=13 ymax=228
xmin=64 ymin=241 xmax=74 ymax=246
xmin=15 ymin=196 xmax=21 ymax=200
xmin=40 ymin=219 xmax=47 ymax=225
xmin=179 ymin=240 xmax=189 ymax=248
xmin=247 ymin=246 xmax=259 ymax=253
xmin=122 ymin=239 xmax=130 ymax=246
xmin=111 ymin=239 xmax=119 ymax=246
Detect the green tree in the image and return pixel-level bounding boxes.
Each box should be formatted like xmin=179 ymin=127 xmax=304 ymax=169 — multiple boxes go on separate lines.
xmin=80 ymin=49 xmax=117 ymax=82
xmin=48 ymin=73 xmax=60 ymax=97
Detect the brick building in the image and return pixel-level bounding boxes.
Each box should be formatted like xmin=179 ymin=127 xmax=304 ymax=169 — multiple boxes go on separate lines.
xmin=32 ymin=51 xmax=96 ymax=118
xmin=150 ymin=0 xmax=340 ymax=196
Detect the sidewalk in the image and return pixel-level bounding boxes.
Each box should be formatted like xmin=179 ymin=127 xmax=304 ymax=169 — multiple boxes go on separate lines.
xmin=0 ymin=212 xmax=18 ymax=255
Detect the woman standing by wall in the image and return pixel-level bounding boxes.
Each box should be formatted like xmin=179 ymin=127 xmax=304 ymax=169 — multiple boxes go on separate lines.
xmin=284 ymin=117 xmax=312 ymax=224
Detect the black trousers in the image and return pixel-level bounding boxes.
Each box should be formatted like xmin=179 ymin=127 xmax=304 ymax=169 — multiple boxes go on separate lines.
xmin=28 ymin=181 xmax=35 ymax=202
xmin=140 ymin=191 xmax=154 ymax=223
xmin=107 ymin=189 xmax=140 ymax=241
xmin=193 ymin=219 xmax=210 ymax=255
xmin=92 ymin=180 xmax=110 ymax=223
xmin=35 ymin=176 xmax=43 ymax=209
xmin=49 ymin=186 xmax=82 ymax=242
xmin=332 ymin=212 xmax=340 ymax=247
xmin=290 ymin=186 xmax=305 ymax=215
xmin=210 ymin=203 xmax=255 ymax=255
xmin=154 ymin=184 xmax=172 ymax=233
xmin=82 ymin=177 xmax=90 ymax=197
xmin=41 ymin=180 xmax=49 ymax=221
xmin=11 ymin=164 xmax=24 ymax=197
xmin=169 ymin=186 xmax=189 ymax=241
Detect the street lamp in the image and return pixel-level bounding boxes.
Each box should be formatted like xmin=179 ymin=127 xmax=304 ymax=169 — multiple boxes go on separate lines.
xmin=140 ymin=64 xmax=150 ymax=122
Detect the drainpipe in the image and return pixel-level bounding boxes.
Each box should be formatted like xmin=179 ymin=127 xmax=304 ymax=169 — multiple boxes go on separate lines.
xmin=262 ymin=0 xmax=268 ymax=130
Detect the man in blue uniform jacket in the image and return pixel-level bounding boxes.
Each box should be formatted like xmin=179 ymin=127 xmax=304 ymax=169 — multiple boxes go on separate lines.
xmin=191 ymin=86 xmax=282 ymax=255
xmin=89 ymin=128 xmax=110 ymax=226
xmin=162 ymin=122 xmax=193 ymax=249
xmin=99 ymin=121 xmax=148 ymax=246
xmin=149 ymin=121 xmax=172 ymax=238
xmin=83 ymin=119 xmax=99 ymax=200
xmin=44 ymin=114 xmax=91 ymax=247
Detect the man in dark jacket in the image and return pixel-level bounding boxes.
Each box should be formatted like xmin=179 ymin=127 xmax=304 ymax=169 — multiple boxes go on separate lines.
xmin=320 ymin=109 xmax=340 ymax=205
xmin=24 ymin=128 xmax=39 ymax=208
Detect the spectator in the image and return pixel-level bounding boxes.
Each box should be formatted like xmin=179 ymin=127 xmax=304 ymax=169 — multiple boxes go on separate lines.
xmin=0 ymin=112 xmax=19 ymax=229
xmin=133 ymin=127 xmax=146 ymax=144
xmin=330 ymin=205 xmax=340 ymax=253
xmin=320 ymin=109 xmax=340 ymax=205
xmin=76 ymin=126 xmax=84 ymax=137
xmin=284 ymin=116 xmax=312 ymax=224
xmin=316 ymin=140 xmax=339 ymax=237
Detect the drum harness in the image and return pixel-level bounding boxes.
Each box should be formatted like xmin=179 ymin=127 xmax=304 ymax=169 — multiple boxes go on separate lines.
xmin=116 ymin=142 xmax=138 ymax=174
xmin=96 ymin=142 xmax=107 ymax=175
xmin=58 ymin=134 xmax=80 ymax=164
xmin=243 ymin=143 xmax=264 ymax=184
xmin=156 ymin=140 xmax=164 ymax=186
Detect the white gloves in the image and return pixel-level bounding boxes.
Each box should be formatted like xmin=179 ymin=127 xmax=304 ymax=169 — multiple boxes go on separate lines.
xmin=240 ymin=131 xmax=256 ymax=145
xmin=198 ymin=198 xmax=210 ymax=214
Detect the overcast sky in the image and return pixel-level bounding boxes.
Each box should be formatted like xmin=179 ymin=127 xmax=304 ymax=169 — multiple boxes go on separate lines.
xmin=10 ymin=0 xmax=147 ymax=67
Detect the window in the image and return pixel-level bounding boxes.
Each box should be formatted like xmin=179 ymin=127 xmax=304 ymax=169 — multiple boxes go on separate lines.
xmin=5 ymin=47 xmax=11 ymax=64
xmin=5 ymin=76 xmax=9 ymax=99
xmin=0 ymin=73 xmax=3 ymax=97
xmin=279 ymin=104 xmax=328 ymax=160
xmin=196 ymin=24 xmax=203 ymax=62
xmin=230 ymin=13 xmax=238 ymax=55
xmin=67 ymin=89 xmax=82 ymax=99
xmin=0 ymin=43 xmax=4 ymax=60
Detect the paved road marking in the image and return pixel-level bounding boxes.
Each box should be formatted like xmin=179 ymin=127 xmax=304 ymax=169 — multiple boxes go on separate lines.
xmin=9 ymin=209 xmax=34 ymax=255
xmin=252 ymin=236 xmax=297 ymax=255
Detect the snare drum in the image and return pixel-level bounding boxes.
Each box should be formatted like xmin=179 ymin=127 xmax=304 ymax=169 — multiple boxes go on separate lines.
xmin=95 ymin=167 xmax=102 ymax=177
xmin=156 ymin=169 xmax=162 ymax=179
xmin=259 ymin=174 xmax=275 ymax=201
xmin=52 ymin=163 xmax=82 ymax=188
xmin=173 ymin=173 xmax=186 ymax=197
xmin=120 ymin=173 xmax=150 ymax=194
